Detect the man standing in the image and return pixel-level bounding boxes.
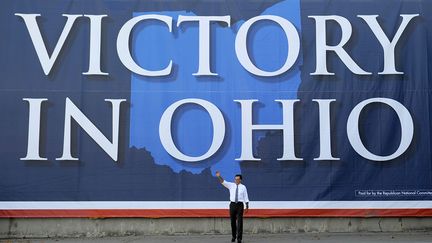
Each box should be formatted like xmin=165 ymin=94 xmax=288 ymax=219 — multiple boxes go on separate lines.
xmin=216 ymin=171 xmax=249 ymax=243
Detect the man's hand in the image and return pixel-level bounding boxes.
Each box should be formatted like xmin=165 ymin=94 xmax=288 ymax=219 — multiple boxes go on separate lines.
xmin=245 ymin=208 xmax=249 ymax=214
xmin=215 ymin=171 xmax=223 ymax=183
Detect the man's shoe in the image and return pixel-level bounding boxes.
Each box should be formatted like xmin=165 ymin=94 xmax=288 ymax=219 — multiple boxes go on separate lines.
xmin=231 ymin=238 xmax=235 ymax=242
xmin=237 ymin=240 xmax=242 ymax=243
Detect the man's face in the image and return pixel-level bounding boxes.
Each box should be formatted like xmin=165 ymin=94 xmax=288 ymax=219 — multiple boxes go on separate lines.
xmin=235 ymin=176 xmax=241 ymax=185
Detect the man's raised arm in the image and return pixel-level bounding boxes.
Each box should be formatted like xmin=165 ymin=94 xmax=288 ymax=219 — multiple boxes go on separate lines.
xmin=215 ymin=171 xmax=224 ymax=183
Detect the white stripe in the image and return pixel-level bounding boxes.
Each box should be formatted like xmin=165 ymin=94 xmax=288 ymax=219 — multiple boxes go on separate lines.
xmin=1 ymin=201 xmax=432 ymax=210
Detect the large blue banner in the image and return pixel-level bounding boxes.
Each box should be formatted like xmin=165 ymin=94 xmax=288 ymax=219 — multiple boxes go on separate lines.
xmin=1 ymin=0 xmax=432 ymax=217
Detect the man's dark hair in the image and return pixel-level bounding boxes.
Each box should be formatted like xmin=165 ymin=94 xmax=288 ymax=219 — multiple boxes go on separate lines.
xmin=235 ymin=174 xmax=242 ymax=180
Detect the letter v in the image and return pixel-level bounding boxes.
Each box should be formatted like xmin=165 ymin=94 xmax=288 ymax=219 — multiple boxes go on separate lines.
xmin=15 ymin=14 xmax=82 ymax=75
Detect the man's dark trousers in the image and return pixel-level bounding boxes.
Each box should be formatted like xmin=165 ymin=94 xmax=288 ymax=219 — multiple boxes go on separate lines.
xmin=229 ymin=202 xmax=244 ymax=241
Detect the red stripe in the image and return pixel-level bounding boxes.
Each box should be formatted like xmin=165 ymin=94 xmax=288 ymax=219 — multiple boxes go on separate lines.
xmin=2 ymin=209 xmax=432 ymax=218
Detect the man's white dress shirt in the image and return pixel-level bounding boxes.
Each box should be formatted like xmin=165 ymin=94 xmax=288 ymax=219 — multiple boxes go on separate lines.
xmin=222 ymin=180 xmax=249 ymax=204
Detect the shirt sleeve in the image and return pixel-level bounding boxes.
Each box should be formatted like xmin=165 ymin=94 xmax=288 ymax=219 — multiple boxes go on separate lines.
xmin=244 ymin=186 xmax=249 ymax=203
xmin=221 ymin=180 xmax=233 ymax=189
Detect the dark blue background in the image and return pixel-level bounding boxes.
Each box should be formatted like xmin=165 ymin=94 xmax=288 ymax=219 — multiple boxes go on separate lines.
xmin=0 ymin=0 xmax=431 ymax=201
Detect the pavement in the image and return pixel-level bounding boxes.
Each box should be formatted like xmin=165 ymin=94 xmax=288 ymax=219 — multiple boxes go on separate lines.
xmin=1 ymin=232 xmax=432 ymax=243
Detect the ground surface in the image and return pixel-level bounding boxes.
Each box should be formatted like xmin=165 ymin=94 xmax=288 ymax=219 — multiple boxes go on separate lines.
xmin=1 ymin=232 xmax=432 ymax=243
